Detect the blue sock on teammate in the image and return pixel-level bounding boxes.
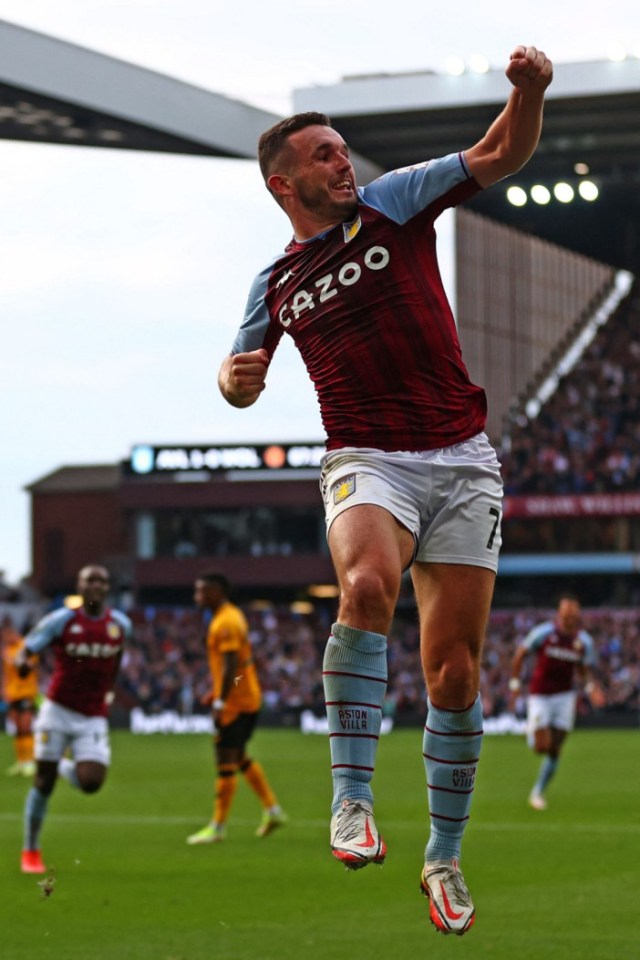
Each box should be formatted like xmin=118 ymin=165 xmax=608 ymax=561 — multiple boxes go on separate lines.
xmin=23 ymin=786 xmax=49 ymax=852
xmin=323 ymin=622 xmax=387 ymax=811
xmin=533 ymin=754 xmax=558 ymax=796
xmin=423 ymin=695 xmax=483 ymax=864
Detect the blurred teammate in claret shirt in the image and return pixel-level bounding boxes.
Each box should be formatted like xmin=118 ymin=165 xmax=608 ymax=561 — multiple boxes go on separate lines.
xmin=17 ymin=565 xmax=132 ymax=874
xmin=510 ymin=594 xmax=598 ymax=811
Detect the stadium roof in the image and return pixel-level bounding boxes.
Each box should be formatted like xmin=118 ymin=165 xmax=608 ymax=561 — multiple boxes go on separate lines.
xmin=1 ymin=19 xmax=639 ymax=266
xmin=0 ymin=19 xmax=381 ymax=182
xmin=27 ymin=465 xmax=121 ymax=493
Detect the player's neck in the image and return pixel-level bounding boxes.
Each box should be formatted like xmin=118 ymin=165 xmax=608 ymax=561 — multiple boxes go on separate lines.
xmin=83 ymin=601 xmax=106 ymax=618
xmin=289 ymin=206 xmax=344 ymax=242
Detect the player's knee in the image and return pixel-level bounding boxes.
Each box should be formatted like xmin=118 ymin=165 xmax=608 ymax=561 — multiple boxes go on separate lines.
xmin=339 ymin=567 xmax=398 ymax=626
xmin=77 ymin=765 xmax=107 ymax=793
xmin=425 ymin=657 xmax=477 ymax=708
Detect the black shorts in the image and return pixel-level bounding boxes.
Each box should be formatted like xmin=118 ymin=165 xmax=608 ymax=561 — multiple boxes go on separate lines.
xmin=216 ymin=711 xmax=258 ymax=751
xmin=9 ymin=698 xmax=36 ymax=714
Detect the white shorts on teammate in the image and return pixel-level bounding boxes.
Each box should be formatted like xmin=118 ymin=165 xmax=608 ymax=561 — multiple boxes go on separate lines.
xmin=34 ymin=698 xmax=112 ymax=766
xmin=526 ymin=691 xmax=577 ymax=746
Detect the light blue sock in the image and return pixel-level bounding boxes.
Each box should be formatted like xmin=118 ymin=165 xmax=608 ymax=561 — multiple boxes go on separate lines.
xmin=322 ymin=622 xmax=387 ymax=814
xmin=58 ymin=757 xmax=81 ymax=789
xmin=23 ymin=786 xmax=50 ymax=851
xmin=423 ymin=695 xmax=484 ymax=864
xmin=533 ymin=755 xmax=558 ymax=795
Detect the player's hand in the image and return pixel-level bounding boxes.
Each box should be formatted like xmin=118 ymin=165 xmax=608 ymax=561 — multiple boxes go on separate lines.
xmin=220 ymin=349 xmax=269 ymax=407
xmin=585 ymin=680 xmax=606 ymax=709
xmin=506 ymin=45 xmax=553 ymax=92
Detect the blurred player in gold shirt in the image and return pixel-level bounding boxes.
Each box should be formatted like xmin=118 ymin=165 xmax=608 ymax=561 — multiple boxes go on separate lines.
xmin=1 ymin=617 xmax=38 ymax=776
xmin=186 ymin=573 xmax=287 ymax=844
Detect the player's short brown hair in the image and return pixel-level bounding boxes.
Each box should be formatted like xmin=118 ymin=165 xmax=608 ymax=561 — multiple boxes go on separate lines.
xmin=258 ymin=111 xmax=332 ymax=199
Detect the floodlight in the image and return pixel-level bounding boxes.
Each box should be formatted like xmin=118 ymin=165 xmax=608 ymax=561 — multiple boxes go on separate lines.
xmin=469 ymin=54 xmax=490 ymax=74
xmin=445 ymin=56 xmax=465 ymax=76
xmin=578 ymin=180 xmax=599 ymax=201
xmin=607 ymin=42 xmax=627 ymax=62
xmin=530 ymin=184 xmax=551 ymax=205
xmin=506 ymin=185 xmax=527 ymax=207
xmin=553 ymin=182 xmax=575 ymax=203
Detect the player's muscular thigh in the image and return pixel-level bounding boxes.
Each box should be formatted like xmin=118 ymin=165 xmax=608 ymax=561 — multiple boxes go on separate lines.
xmin=329 ymin=505 xmax=413 ymax=632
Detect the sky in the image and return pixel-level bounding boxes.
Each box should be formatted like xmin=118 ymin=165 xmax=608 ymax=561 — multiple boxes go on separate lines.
xmin=1 ymin=1 xmax=638 ymax=584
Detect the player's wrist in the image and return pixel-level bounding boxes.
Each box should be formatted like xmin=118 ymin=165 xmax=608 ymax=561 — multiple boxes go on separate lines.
xmin=213 ymin=697 xmax=225 ymax=711
xmin=508 ymin=677 xmax=521 ymax=692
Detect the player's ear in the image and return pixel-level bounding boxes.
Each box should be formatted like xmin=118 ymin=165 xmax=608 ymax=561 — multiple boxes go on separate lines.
xmin=268 ymin=173 xmax=293 ymax=200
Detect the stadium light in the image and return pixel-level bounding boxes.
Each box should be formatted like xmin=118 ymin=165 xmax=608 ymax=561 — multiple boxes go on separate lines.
xmin=607 ymin=42 xmax=627 ymax=62
xmin=553 ymin=182 xmax=575 ymax=203
xmin=506 ymin=185 xmax=527 ymax=206
xmin=445 ymin=55 xmax=465 ymax=76
xmin=290 ymin=600 xmax=314 ymax=614
xmin=531 ymin=184 xmax=551 ymax=205
xmin=469 ymin=53 xmax=490 ymax=74
xmin=308 ymin=583 xmax=340 ymax=598
xmin=574 ymin=162 xmax=590 ymax=175
xmin=64 ymin=594 xmax=84 ymax=609
xmin=578 ymin=180 xmax=599 ymax=201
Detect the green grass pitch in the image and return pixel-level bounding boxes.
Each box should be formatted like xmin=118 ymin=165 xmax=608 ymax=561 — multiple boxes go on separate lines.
xmin=1 ymin=726 xmax=637 ymax=960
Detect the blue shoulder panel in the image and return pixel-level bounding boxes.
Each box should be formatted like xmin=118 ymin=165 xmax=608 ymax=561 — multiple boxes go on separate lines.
xmin=25 ymin=607 xmax=75 ymax=653
xmin=232 ymin=256 xmax=280 ymax=355
xmin=360 ymin=153 xmax=472 ymax=224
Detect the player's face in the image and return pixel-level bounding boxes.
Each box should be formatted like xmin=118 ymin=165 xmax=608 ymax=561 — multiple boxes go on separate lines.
xmin=194 ymin=580 xmax=221 ymax=611
xmin=286 ymin=125 xmax=358 ymax=223
xmin=78 ymin=566 xmax=110 ymax=607
xmin=556 ymin=598 xmax=581 ymax=634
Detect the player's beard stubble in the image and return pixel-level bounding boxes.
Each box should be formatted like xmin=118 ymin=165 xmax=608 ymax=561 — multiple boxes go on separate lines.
xmin=295 ymin=179 xmax=359 ymax=227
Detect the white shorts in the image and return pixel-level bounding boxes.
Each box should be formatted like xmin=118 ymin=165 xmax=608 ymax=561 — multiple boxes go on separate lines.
xmin=34 ymin=698 xmax=111 ymax=766
xmin=527 ymin=691 xmax=577 ymax=745
xmin=320 ymin=433 xmax=503 ymax=572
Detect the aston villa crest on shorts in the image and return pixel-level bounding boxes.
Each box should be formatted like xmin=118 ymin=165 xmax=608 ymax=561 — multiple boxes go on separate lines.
xmin=333 ymin=474 xmax=356 ymax=504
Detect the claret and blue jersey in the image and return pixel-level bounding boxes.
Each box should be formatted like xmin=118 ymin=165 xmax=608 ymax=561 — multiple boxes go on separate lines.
xmin=25 ymin=606 xmax=132 ymax=717
xmin=235 ymin=152 xmax=487 ymax=452
xmin=524 ymin=620 xmax=597 ymax=695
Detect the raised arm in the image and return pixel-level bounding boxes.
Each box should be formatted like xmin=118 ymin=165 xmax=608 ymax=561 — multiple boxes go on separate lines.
xmin=218 ymin=349 xmax=270 ymax=408
xmin=465 ymin=45 xmax=553 ymax=188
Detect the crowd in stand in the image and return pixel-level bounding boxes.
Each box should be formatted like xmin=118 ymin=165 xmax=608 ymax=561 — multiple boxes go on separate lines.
xmin=499 ymin=290 xmax=640 ymax=495
xmin=3 ymin=595 xmax=638 ymax=726
xmin=104 ymin=603 xmax=639 ymax=722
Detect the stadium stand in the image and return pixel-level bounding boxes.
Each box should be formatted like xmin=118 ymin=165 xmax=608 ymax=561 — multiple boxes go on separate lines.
xmin=21 ymin=604 xmax=636 ymax=725
xmin=499 ymin=279 xmax=640 ymax=495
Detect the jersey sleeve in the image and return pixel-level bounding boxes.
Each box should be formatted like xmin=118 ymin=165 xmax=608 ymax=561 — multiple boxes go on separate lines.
xmin=359 ymin=153 xmax=478 ymax=225
xmin=580 ymin=631 xmax=598 ymax=667
xmin=111 ymin=610 xmax=133 ymax=643
xmin=521 ymin=622 xmax=551 ymax=653
xmin=25 ymin=608 xmax=74 ymax=653
xmin=231 ymin=256 xmax=285 ymax=357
